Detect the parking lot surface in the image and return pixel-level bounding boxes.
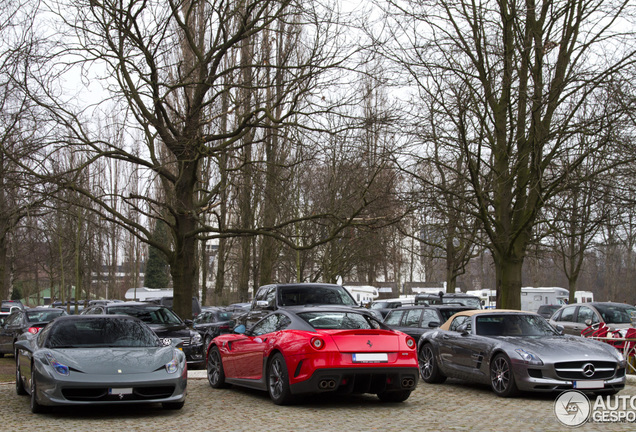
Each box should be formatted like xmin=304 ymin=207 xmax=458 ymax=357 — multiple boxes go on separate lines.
xmin=2 ymin=375 xmax=636 ymax=431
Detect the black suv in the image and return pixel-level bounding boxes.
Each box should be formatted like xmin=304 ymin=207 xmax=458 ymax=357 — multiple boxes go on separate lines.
xmin=81 ymin=301 xmax=204 ymax=367
xmin=239 ymin=283 xmax=360 ymax=328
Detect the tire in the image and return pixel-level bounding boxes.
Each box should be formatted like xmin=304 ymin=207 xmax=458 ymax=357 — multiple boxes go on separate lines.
xmin=377 ymin=390 xmax=412 ymax=403
xmin=490 ymin=354 xmax=518 ymax=397
xmin=418 ymin=344 xmax=446 ymax=384
xmin=15 ymin=354 xmax=27 ymax=396
xmin=267 ymin=353 xmax=293 ymax=405
xmin=207 ymin=346 xmax=229 ymax=389
xmin=30 ymin=367 xmax=48 ymax=413
xmin=162 ymin=401 xmax=185 ymax=410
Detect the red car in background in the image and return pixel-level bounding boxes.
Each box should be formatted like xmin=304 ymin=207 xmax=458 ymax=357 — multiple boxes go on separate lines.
xmin=206 ymin=307 xmax=418 ymax=405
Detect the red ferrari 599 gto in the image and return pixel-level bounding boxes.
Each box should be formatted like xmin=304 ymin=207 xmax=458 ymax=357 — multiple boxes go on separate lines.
xmin=206 ymin=306 xmax=418 ymax=404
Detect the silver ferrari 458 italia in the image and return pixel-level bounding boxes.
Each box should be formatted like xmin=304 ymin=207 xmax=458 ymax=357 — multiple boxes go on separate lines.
xmin=418 ymin=309 xmax=626 ymax=397
xmin=15 ymin=315 xmax=187 ymax=413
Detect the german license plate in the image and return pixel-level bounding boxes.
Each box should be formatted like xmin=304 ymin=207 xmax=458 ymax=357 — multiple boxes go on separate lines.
xmin=352 ymin=353 xmax=388 ymax=363
xmin=573 ymin=380 xmax=603 ymax=389
xmin=108 ymin=387 xmax=133 ymax=395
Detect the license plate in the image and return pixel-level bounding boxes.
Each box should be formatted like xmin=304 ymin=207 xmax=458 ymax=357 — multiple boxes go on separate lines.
xmin=352 ymin=353 xmax=388 ymax=363
xmin=573 ymin=380 xmax=604 ymax=389
xmin=108 ymin=387 xmax=133 ymax=395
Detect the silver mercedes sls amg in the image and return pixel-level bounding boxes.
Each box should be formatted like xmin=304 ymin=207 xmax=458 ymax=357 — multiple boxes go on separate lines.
xmin=15 ymin=315 xmax=187 ymax=413
xmin=418 ymin=309 xmax=626 ymax=397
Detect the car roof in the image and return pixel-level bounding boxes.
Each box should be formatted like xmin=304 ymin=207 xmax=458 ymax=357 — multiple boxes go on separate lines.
xmin=395 ymin=305 xmax=474 ymax=310
xmin=439 ymin=309 xmax=537 ymax=330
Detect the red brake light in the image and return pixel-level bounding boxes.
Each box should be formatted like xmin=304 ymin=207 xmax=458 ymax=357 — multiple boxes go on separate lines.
xmin=28 ymin=327 xmax=40 ymax=335
xmin=310 ymin=337 xmax=325 ymax=350
xmin=405 ymin=337 xmax=415 ymax=349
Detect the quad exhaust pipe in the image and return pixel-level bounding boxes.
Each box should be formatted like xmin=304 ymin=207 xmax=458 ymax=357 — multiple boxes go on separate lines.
xmin=319 ymin=379 xmax=337 ymax=389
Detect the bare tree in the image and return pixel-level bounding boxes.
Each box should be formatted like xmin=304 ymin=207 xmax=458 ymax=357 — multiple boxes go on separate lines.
xmin=380 ymin=0 xmax=636 ymax=308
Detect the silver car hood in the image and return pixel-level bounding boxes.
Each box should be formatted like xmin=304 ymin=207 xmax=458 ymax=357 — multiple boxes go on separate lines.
xmin=47 ymin=346 xmax=176 ymax=374
xmin=494 ymin=335 xmax=621 ymax=361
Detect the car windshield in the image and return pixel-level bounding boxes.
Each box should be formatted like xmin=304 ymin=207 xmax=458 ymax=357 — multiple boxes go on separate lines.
xmin=26 ymin=310 xmax=66 ymax=322
xmin=298 ymin=312 xmax=382 ymax=330
xmin=46 ymin=318 xmax=161 ymax=348
xmin=595 ymin=304 xmax=636 ymax=324
xmin=106 ymin=306 xmax=183 ymax=325
xmin=279 ymin=286 xmax=357 ymax=306
xmin=476 ymin=314 xmax=558 ymax=337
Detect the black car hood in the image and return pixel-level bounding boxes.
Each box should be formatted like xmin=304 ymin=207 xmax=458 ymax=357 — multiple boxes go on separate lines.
xmin=147 ymin=323 xmax=192 ymax=339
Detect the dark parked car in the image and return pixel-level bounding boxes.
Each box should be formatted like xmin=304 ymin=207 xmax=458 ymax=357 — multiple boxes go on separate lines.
xmin=237 ymin=283 xmax=361 ymax=328
xmin=0 ymin=307 xmax=68 ymax=357
xmin=536 ymin=304 xmax=561 ymax=319
xmin=419 ymin=309 xmax=626 ymax=397
xmin=549 ymin=302 xmax=636 ymax=336
xmin=0 ymin=300 xmax=25 ymax=321
xmin=193 ymin=307 xmax=234 ymax=347
xmin=383 ymin=305 xmax=474 ymax=345
xmin=81 ymin=301 xmax=204 ymax=367
xmin=146 ymin=296 xmax=202 ymax=318
xmin=414 ymin=292 xmax=483 ymax=309
xmin=14 ymin=315 xmax=187 ymax=412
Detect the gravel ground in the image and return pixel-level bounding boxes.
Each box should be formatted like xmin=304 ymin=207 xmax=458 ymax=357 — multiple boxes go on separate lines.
xmin=2 ymin=372 xmax=636 ymax=431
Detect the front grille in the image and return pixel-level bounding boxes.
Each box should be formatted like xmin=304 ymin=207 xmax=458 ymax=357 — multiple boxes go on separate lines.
xmin=554 ymin=361 xmax=617 ymax=380
xmin=62 ymin=385 xmax=176 ymax=402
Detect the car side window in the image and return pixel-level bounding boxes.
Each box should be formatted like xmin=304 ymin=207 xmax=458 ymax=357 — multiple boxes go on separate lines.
xmin=384 ymin=310 xmax=404 ymax=326
xmin=5 ymin=312 xmax=21 ymax=326
xmin=577 ymin=307 xmax=599 ymax=324
xmin=420 ymin=309 xmax=440 ymax=328
xmin=449 ymin=315 xmax=471 ymax=332
xmin=251 ymin=313 xmax=291 ymax=336
xmin=557 ymin=306 xmax=576 ymax=322
xmin=404 ymin=309 xmax=423 ymax=328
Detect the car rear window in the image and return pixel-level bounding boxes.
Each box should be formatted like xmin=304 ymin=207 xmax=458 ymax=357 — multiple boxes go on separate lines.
xmin=298 ymin=312 xmax=381 ymax=330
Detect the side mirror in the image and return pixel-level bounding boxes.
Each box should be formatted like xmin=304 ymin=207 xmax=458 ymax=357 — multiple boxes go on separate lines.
xmin=457 ymin=323 xmax=471 ymax=335
xmin=14 ymin=339 xmax=31 ymax=353
xmin=555 ymin=325 xmax=564 ymax=335
xmin=428 ymin=321 xmax=440 ymax=328
xmin=234 ymin=324 xmax=246 ymax=334
xmin=584 ymin=319 xmax=592 ymax=326
xmin=184 ymin=319 xmax=193 ymax=326
xmin=256 ymin=300 xmax=269 ymax=309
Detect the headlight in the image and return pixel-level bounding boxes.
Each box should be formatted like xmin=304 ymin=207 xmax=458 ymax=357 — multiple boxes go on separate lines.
xmin=514 ymin=348 xmax=543 ymax=365
xmin=165 ymin=353 xmax=179 ymax=374
xmin=45 ymin=353 xmax=70 ymax=376
xmin=191 ymin=332 xmax=202 ymax=344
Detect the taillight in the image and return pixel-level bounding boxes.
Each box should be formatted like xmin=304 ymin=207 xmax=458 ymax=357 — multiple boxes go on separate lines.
xmin=28 ymin=327 xmax=40 ymax=335
xmin=310 ymin=337 xmax=325 ymax=350
xmin=405 ymin=337 xmax=416 ymax=349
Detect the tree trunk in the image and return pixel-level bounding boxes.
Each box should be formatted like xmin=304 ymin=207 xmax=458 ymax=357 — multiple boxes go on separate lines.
xmin=495 ymin=253 xmax=523 ymax=310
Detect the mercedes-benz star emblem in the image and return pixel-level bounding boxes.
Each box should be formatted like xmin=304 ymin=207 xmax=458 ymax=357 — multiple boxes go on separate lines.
xmin=582 ymin=363 xmax=595 ymax=377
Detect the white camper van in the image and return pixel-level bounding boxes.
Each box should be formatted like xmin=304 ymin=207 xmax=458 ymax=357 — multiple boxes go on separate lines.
xmin=521 ymin=287 xmax=569 ymax=313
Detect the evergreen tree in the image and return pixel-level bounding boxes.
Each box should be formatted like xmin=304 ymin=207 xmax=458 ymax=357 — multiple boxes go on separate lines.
xmin=144 ymin=220 xmax=171 ymax=288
